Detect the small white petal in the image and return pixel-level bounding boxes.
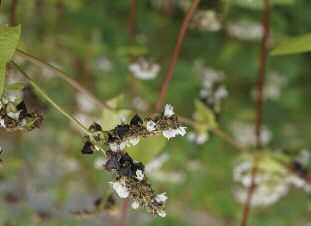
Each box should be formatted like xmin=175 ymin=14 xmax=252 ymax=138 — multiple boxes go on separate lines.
xmin=129 ymin=137 xmax=140 ymax=146
xmin=109 ymin=181 xmax=129 ymax=198
xmin=157 ymin=210 xmax=166 ymax=217
xmin=131 ymin=201 xmax=140 ymax=209
xmin=155 ymin=193 xmax=168 ymax=203
xmin=162 ymin=129 xmax=177 ymax=139
xmin=7 ymin=111 xmax=21 ymax=120
xmin=135 ymin=170 xmax=144 ymax=181
xmin=147 ymin=120 xmax=156 ymax=132
xmin=164 ymin=104 xmax=174 ymax=118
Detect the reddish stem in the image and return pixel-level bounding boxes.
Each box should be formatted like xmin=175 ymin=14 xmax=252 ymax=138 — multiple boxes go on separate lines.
xmin=155 ymin=0 xmax=201 ymax=111
xmin=128 ymin=0 xmax=137 ymax=43
xmin=116 ymin=198 xmax=131 ymax=226
xmin=240 ymin=0 xmax=270 ymax=226
xmin=9 ymin=0 xmax=18 ymax=26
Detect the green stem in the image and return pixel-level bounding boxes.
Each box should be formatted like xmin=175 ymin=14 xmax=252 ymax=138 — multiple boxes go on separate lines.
xmin=12 ymin=61 xmax=91 ymax=136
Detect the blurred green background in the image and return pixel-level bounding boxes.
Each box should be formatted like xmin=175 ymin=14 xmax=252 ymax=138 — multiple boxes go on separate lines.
xmin=0 ymin=0 xmax=310 ymax=226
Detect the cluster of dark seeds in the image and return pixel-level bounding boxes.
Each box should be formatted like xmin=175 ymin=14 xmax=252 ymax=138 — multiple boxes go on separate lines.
xmin=0 ymin=99 xmax=43 ymax=131
xmin=81 ymin=112 xmax=183 ymax=154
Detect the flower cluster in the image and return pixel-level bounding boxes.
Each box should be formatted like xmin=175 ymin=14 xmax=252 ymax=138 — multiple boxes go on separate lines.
xmin=226 ymin=20 xmax=263 ymax=41
xmin=230 ymin=122 xmax=272 ymax=148
xmin=233 ymin=152 xmax=310 ymax=207
xmin=0 ymin=96 xmax=43 ymax=131
xmin=190 ymin=10 xmax=222 ymax=32
xmin=80 ymin=104 xmax=186 ymax=217
xmin=129 ymin=58 xmax=160 ymax=80
xmin=105 ymin=151 xmax=168 ymax=216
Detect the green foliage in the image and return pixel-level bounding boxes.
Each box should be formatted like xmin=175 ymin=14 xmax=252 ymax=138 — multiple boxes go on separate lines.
xmin=5 ymin=82 xmax=24 ymax=92
xmin=0 ymin=25 xmax=21 ymax=97
xmin=271 ymin=33 xmax=311 ymax=56
xmin=230 ymin=0 xmax=294 ymax=10
xmin=127 ymin=135 xmax=167 ymax=164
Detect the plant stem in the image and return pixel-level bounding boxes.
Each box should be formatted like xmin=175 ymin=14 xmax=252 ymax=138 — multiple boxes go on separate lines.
xmin=128 ymin=0 xmax=137 ymax=43
xmin=12 ymin=62 xmax=91 ymax=136
xmin=15 ymin=49 xmax=114 ymax=111
xmin=155 ymin=0 xmax=201 ymax=111
xmin=240 ymin=0 xmax=270 ymax=225
xmin=116 ymin=198 xmax=130 ymax=226
xmin=9 ymin=0 xmax=18 ymax=26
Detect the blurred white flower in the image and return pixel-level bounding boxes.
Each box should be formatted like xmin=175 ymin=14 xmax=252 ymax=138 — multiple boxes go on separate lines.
xmin=131 ymin=200 xmax=140 ymax=209
xmin=145 ymin=153 xmax=169 ymax=172
xmin=155 ymin=193 xmax=168 ymax=203
xmin=230 ymin=122 xmax=272 ymax=147
xmin=149 ymin=170 xmax=185 ymax=184
xmin=129 ymin=58 xmax=160 ymax=80
xmin=190 ymin=10 xmax=221 ymax=32
xmin=97 ymin=56 xmax=113 ymax=72
xmin=132 ymin=97 xmax=150 ymax=112
xmin=227 ymin=20 xmax=262 ymax=41
xmin=147 ymin=120 xmax=156 ymax=132
xmin=128 ymin=136 xmax=140 ymax=146
xmin=109 ymin=142 xmax=126 ymax=152
xmin=164 ymin=104 xmax=175 ymax=118
xmin=76 ymin=92 xmax=97 ymax=113
xmin=157 ymin=210 xmax=167 ymax=217
xmin=109 ymin=181 xmax=129 ymax=198
xmin=187 ymin=132 xmax=208 ymax=145
xmin=94 ymin=157 xmax=107 ymax=169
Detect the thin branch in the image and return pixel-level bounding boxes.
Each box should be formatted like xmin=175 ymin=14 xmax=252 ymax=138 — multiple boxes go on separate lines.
xmin=240 ymin=0 xmax=270 ymax=225
xmin=12 ymin=62 xmax=91 ymax=136
xmin=116 ymin=198 xmax=130 ymax=226
xmin=128 ymin=0 xmax=137 ymax=43
xmin=9 ymin=0 xmax=18 ymax=26
xmin=155 ymin=0 xmax=201 ymax=111
xmin=15 ymin=49 xmax=114 ymax=111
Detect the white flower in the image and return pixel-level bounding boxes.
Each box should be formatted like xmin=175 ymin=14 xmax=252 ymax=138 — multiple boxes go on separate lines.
xmin=146 ymin=120 xmax=156 ymax=132
xmin=109 ymin=142 xmax=126 ymax=152
xmin=129 ymin=59 xmax=160 ymax=80
xmin=163 ymin=126 xmax=187 ymax=139
xmin=109 ymin=181 xmax=129 ymax=198
xmin=7 ymin=111 xmax=21 ymax=120
xmin=131 ymin=201 xmax=140 ymax=209
xmin=155 ymin=193 xmax=168 ymax=203
xmin=119 ymin=114 xmax=127 ymax=124
xmin=214 ymin=86 xmax=228 ymax=101
xmin=94 ymin=157 xmax=107 ymax=169
xmin=129 ymin=137 xmax=140 ymax=146
xmin=0 ymin=119 xmax=6 ymax=128
xmin=135 ymin=170 xmax=144 ymax=181
xmin=227 ymin=20 xmax=263 ymax=41
xmin=164 ymin=104 xmax=174 ymax=118
xmin=157 ymin=210 xmax=166 ymax=217
xmin=145 ymin=153 xmax=169 ymax=172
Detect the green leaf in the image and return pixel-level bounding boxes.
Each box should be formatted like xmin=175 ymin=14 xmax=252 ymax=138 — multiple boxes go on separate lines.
xmin=5 ymin=82 xmax=24 ymax=92
xmin=127 ymin=135 xmax=167 ymax=163
xmin=101 ymin=94 xmax=132 ymax=130
xmin=195 ymin=100 xmax=217 ymax=129
xmin=0 ymin=25 xmax=21 ymax=97
xmin=271 ymin=33 xmax=311 ymax=56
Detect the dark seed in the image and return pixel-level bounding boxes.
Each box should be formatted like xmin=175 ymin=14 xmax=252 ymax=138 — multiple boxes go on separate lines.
xmin=130 ymin=114 xmax=143 ymax=126
xmin=108 ymin=133 xmax=116 ymax=143
xmin=16 ymin=101 xmax=28 ymax=119
xmin=115 ymin=125 xmax=130 ymax=139
xmin=89 ymin=122 xmax=102 ymax=132
xmin=104 ymin=155 xmax=120 ymax=170
xmin=119 ymin=153 xmax=133 ymax=165
xmin=81 ymin=141 xmax=94 ymax=154
xmin=118 ymin=165 xmax=134 ymax=178
xmin=131 ymin=161 xmax=145 ymax=172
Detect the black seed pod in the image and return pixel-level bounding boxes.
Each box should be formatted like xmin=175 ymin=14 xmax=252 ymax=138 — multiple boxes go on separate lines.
xmin=118 ymin=165 xmax=134 ymax=178
xmin=16 ymin=100 xmax=28 ymax=119
xmin=131 ymin=161 xmax=145 ymax=172
xmin=104 ymin=155 xmax=120 ymax=170
xmin=89 ymin=122 xmax=102 ymax=132
xmin=119 ymin=153 xmax=133 ymax=165
xmin=130 ymin=114 xmax=143 ymax=126
xmin=115 ymin=125 xmax=130 ymax=139
xmin=81 ymin=141 xmax=94 ymax=154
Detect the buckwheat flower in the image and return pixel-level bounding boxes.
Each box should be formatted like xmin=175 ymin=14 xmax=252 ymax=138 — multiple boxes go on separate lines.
xmin=188 ymin=132 xmax=208 ymax=145
xmin=145 ymin=153 xmax=169 ymax=172
xmin=0 ymin=119 xmax=5 ymax=128
xmin=131 ymin=201 xmax=140 ymax=209
xmin=94 ymin=157 xmax=107 ymax=169
xmin=135 ymin=169 xmax=144 ymax=181
xmin=227 ymin=20 xmax=262 ymax=41
xmin=155 ymin=193 xmax=168 ymax=203
xmin=163 ymin=126 xmax=186 ymax=139
xmin=109 ymin=142 xmax=126 ymax=152
xmin=146 ymin=120 xmax=156 ymax=132
xmin=164 ymin=104 xmax=174 ymax=118
xmin=129 ymin=58 xmax=160 ymax=80
xmin=214 ymin=86 xmax=228 ymax=101
xmin=157 ymin=210 xmax=166 ymax=217
xmin=7 ymin=111 xmax=21 ymax=120
xmin=109 ymin=181 xmax=129 ymax=198
xmin=177 ymin=126 xmax=187 ymax=136
xmin=129 ymin=136 xmax=140 ymax=146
